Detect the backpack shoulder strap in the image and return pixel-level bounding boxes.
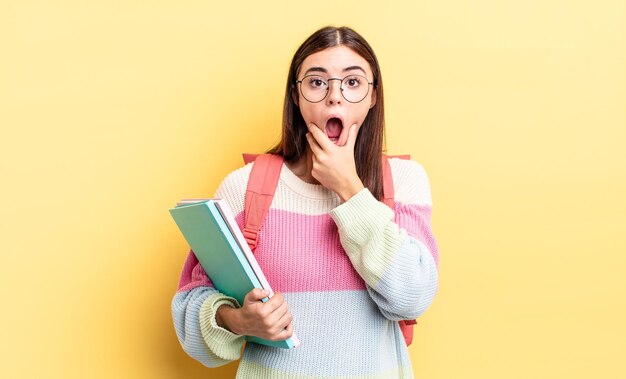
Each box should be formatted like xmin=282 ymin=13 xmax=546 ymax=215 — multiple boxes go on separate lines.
xmin=382 ymin=154 xmax=419 ymax=338
xmin=242 ymin=153 xmax=259 ymax=165
xmin=242 ymin=153 xmax=284 ymax=251
xmin=381 ymin=155 xmax=395 ymax=209
xmin=381 ymin=154 xmax=411 ymax=209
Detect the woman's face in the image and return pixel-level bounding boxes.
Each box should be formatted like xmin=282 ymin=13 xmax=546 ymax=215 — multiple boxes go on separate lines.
xmin=295 ymin=45 xmax=377 ymax=147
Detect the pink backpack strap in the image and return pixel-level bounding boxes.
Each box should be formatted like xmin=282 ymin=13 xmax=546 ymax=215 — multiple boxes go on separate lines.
xmin=382 ymin=154 xmax=418 ymax=345
xmin=381 ymin=155 xmax=395 ymax=209
xmin=381 ymin=154 xmax=411 ymax=208
xmin=242 ymin=153 xmax=259 ymax=165
xmin=242 ymin=153 xmax=284 ymax=251
xmin=386 ymin=154 xmax=411 ymax=160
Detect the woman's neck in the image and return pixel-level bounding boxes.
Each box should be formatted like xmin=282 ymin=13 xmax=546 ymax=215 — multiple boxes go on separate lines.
xmin=285 ymin=148 xmax=321 ymax=185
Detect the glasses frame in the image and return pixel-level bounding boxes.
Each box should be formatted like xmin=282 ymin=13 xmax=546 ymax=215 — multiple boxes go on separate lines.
xmin=296 ymin=74 xmax=374 ymax=103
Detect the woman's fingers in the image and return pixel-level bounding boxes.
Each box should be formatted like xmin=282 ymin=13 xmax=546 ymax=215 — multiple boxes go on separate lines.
xmin=270 ymin=320 xmax=294 ymax=341
xmin=270 ymin=300 xmax=289 ymax=323
xmin=244 ymin=288 xmax=270 ymax=304
xmin=345 ymin=124 xmax=358 ymax=149
xmin=260 ymin=294 xmax=294 ymax=341
xmin=265 ymin=291 xmax=285 ymax=311
xmin=275 ymin=306 xmax=293 ymax=330
xmin=307 ymin=123 xmax=333 ymax=152
xmin=306 ymin=132 xmax=323 ymax=156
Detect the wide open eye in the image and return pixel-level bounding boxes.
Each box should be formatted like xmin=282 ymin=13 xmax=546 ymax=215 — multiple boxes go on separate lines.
xmin=343 ymin=75 xmax=364 ymax=89
xmin=305 ymin=76 xmax=327 ymax=89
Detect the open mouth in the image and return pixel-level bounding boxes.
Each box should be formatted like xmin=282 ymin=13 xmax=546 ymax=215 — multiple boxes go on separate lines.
xmin=325 ymin=117 xmax=344 ymax=145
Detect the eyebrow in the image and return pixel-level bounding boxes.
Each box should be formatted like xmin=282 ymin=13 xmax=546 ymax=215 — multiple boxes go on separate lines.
xmin=303 ymin=65 xmax=368 ymax=76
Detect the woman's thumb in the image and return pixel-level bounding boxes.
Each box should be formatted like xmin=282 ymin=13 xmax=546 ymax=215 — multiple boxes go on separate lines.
xmin=346 ymin=124 xmax=358 ymax=148
xmin=245 ymin=288 xmax=270 ymax=303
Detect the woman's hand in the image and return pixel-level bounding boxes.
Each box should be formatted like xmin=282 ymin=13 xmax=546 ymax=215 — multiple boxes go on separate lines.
xmin=306 ymin=123 xmax=365 ymax=202
xmin=217 ymin=288 xmax=294 ymax=341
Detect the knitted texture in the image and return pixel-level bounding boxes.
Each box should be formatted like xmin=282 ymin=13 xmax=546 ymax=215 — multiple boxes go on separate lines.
xmin=171 ymin=158 xmax=439 ymax=378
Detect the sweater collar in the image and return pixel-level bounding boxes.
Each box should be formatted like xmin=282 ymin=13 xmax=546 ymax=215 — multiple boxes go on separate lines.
xmin=280 ymin=163 xmax=339 ymax=200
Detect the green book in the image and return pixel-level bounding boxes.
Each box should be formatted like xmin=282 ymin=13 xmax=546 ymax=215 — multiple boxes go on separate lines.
xmin=169 ymin=198 xmax=300 ymax=349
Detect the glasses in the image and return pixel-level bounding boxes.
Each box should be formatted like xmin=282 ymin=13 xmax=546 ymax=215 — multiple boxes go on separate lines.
xmin=296 ymin=74 xmax=374 ymax=103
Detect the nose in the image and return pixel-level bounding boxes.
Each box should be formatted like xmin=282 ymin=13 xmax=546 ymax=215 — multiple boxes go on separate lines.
xmin=326 ymin=78 xmax=343 ymax=104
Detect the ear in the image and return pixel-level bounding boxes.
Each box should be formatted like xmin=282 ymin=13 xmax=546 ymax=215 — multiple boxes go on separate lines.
xmin=291 ymin=85 xmax=299 ymax=107
xmin=369 ymin=87 xmax=377 ymax=109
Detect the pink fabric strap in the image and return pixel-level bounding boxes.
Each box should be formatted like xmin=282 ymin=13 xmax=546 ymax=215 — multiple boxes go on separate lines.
xmin=381 ymin=155 xmax=418 ymax=344
xmin=381 ymin=154 xmax=411 ymax=208
xmin=242 ymin=153 xmax=259 ymax=165
xmin=243 ymin=153 xmax=284 ymax=251
xmin=381 ymin=155 xmax=395 ymax=209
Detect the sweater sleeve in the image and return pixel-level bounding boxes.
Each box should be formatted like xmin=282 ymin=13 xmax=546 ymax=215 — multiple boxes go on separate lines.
xmin=329 ymin=160 xmax=439 ymax=320
xmin=171 ymin=165 xmax=252 ymax=366
xmin=171 ymin=251 xmax=245 ymax=367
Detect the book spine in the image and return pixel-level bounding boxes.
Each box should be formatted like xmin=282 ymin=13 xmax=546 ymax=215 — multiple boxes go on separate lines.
xmin=214 ymin=199 xmax=275 ymax=298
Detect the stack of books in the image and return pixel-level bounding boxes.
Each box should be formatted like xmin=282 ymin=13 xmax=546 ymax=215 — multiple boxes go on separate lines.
xmin=169 ymin=198 xmax=300 ymax=349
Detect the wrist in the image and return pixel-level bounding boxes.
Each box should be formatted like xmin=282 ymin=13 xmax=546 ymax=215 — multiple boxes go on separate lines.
xmin=216 ymin=304 xmax=241 ymax=335
xmin=337 ymin=178 xmax=365 ymax=203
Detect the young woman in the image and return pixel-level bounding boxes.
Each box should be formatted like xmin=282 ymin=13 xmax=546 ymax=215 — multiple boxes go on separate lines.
xmin=172 ymin=25 xmax=440 ymax=378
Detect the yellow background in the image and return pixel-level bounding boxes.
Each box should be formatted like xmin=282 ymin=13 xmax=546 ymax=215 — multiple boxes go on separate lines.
xmin=1 ymin=1 xmax=624 ymax=378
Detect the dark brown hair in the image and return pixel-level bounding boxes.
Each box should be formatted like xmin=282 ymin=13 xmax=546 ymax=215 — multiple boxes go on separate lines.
xmin=267 ymin=26 xmax=386 ymax=200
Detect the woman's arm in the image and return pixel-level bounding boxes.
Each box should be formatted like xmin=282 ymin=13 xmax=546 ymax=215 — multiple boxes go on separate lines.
xmin=172 ymin=163 xmax=294 ymax=365
xmin=171 ymin=251 xmax=245 ymax=367
xmin=329 ymin=160 xmax=439 ymax=320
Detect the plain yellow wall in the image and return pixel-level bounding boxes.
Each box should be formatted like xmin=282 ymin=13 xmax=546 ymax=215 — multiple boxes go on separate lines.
xmin=1 ymin=1 xmax=625 ymax=378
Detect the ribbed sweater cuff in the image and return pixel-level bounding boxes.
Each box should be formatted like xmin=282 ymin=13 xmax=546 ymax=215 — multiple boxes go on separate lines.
xmin=199 ymin=293 xmax=244 ymax=361
xmin=330 ymin=187 xmax=394 ymax=239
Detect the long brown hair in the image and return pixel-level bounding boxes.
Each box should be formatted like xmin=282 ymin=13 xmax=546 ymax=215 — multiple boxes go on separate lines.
xmin=267 ymin=26 xmax=386 ymax=200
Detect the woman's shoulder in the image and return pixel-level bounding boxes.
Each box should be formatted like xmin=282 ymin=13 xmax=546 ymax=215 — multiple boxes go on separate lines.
xmin=217 ymin=162 xmax=253 ymax=189
xmin=213 ymin=162 xmax=254 ymax=215
xmin=387 ymin=157 xmax=433 ymax=206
